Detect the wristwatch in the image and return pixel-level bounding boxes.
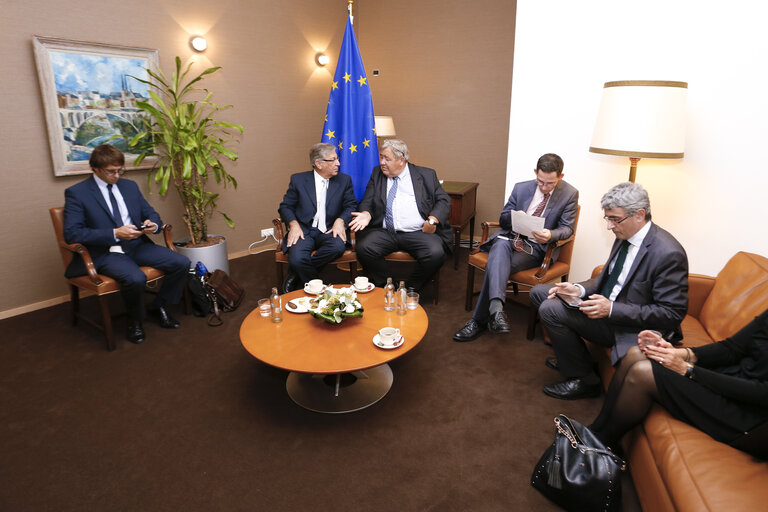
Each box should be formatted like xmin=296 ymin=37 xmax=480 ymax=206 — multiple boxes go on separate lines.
xmin=427 ymin=218 xmax=437 ymax=226
xmin=684 ymin=363 xmax=695 ymax=379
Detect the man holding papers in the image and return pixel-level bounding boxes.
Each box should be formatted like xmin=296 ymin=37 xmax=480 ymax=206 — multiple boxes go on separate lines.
xmin=453 ymin=154 xmax=579 ymax=342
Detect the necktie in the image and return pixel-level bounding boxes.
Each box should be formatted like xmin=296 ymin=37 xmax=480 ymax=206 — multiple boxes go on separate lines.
xmin=107 ymin=184 xmax=123 ymax=227
xmin=385 ymin=176 xmax=399 ymax=235
xmin=600 ymin=240 xmax=630 ymax=298
xmin=314 ymin=179 xmax=328 ymax=232
xmin=513 ymin=192 xmax=550 ymax=252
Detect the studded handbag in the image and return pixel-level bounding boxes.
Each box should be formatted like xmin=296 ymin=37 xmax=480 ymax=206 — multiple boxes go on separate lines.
xmin=531 ymin=414 xmax=626 ymax=512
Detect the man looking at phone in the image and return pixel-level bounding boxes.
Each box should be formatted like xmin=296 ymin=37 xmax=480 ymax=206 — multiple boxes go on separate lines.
xmin=63 ymin=144 xmax=190 ymax=344
xmin=453 ymin=153 xmax=578 ymax=341
xmin=530 ymin=182 xmax=688 ymax=400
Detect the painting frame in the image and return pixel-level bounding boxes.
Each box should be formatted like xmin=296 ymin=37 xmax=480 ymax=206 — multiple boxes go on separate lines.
xmin=33 ymin=36 xmax=160 ymax=177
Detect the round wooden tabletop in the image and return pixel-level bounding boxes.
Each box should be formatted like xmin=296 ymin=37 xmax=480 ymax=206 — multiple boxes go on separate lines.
xmin=240 ymin=285 xmax=428 ymax=374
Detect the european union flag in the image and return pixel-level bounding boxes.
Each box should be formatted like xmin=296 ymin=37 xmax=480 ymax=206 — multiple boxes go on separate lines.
xmin=322 ymin=16 xmax=378 ymax=200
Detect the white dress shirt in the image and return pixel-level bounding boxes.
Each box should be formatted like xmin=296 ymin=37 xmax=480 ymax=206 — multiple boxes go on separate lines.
xmin=311 ymin=171 xmax=329 ymax=232
xmin=385 ymin=164 xmax=425 ymax=232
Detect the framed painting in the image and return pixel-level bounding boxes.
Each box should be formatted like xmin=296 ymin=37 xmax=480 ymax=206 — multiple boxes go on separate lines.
xmin=33 ymin=36 xmax=160 ymax=176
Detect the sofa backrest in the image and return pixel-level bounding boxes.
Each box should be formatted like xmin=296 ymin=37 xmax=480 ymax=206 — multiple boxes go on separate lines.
xmin=699 ymin=251 xmax=768 ymax=341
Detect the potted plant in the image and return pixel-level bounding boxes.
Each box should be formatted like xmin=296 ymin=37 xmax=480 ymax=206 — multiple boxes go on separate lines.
xmin=126 ymin=56 xmax=243 ymax=272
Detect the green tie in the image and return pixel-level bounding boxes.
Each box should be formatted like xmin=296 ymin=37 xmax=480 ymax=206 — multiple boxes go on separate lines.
xmin=600 ymin=240 xmax=630 ymax=298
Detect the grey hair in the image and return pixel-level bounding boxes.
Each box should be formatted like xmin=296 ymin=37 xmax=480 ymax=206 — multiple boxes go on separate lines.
xmin=600 ymin=182 xmax=652 ymax=220
xmin=380 ymin=139 xmax=409 ymax=161
xmin=309 ymin=143 xmax=336 ymax=168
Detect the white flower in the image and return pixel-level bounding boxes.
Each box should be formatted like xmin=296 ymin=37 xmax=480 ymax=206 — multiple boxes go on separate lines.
xmin=345 ymin=304 xmax=355 ymax=313
xmin=318 ymin=299 xmax=328 ymax=309
xmin=333 ymin=309 xmax=343 ymax=323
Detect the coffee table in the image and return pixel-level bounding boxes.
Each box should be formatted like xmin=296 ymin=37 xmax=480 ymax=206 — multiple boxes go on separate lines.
xmin=239 ymin=286 xmax=428 ymax=413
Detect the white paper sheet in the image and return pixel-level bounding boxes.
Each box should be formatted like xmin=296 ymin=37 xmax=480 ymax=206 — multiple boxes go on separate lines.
xmin=510 ymin=210 xmax=545 ymax=238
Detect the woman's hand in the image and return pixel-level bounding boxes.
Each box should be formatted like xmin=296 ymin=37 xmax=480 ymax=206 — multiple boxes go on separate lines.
xmin=637 ymin=330 xmax=663 ymax=353
xmin=644 ymin=343 xmax=688 ymax=375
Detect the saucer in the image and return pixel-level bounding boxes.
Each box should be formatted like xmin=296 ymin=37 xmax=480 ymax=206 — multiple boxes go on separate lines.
xmin=303 ymin=284 xmax=326 ymax=295
xmin=373 ymin=334 xmax=404 ymax=349
xmin=286 ymin=297 xmax=312 ymax=313
xmin=352 ymin=283 xmax=375 ymax=293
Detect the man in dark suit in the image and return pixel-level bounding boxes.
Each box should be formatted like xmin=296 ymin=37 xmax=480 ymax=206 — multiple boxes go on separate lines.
xmin=63 ymin=144 xmax=191 ymax=344
xmin=453 ymin=154 xmax=579 ymax=341
xmin=530 ymin=181 xmax=688 ymax=400
xmin=349 ymin=139 xmax=451 ymax=291
xmin=278 ymin=143 xmax=357 ymax=291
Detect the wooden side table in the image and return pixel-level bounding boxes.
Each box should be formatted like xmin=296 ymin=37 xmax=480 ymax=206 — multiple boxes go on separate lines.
xmin=441 ymin=181 xmax=479 ymax=269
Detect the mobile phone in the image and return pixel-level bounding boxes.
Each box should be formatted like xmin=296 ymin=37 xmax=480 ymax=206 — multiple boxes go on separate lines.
xmin=556 ymin=292 xmax=582 ymax=309
xmin=136 ymin=224 xmax=150 ymax=231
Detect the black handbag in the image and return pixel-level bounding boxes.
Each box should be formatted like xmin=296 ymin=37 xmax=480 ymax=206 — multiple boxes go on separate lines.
xmin=531 ymin=414 xmax=626 ymax=512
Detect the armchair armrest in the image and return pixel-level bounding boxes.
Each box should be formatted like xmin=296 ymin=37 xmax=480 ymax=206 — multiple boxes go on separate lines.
xmin=60 ymin=241 xmax=104 ymax=286
xmin=161 ymin=225 xmax=175 ymax=251
xmin=474 ymin=221 xmax=500 ymax=254
xmin=533 ymin=233 xmax=576 ymax=279
xmin=272 ymin=218 xmax=285 ymax=250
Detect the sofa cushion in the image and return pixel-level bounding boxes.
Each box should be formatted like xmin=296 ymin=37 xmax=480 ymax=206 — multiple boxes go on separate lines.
xmin=679 ymin=315 xmax=714 ymax=348
xmin=699 ymin=252 xmax=768 ymax=341
xmin=643 ymin=406 xmax=768 ymax=512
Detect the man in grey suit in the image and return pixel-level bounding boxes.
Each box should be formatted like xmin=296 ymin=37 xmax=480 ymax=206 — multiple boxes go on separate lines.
xmin=278 ymin=143 xmax=357 ymax=291
xmin=349 ymin=139 xmax=451 ymax=291
xmin=531 ymin=182 xmax=689 ymax=400
xmin=453 ymin=154 xmax=578 ymax=341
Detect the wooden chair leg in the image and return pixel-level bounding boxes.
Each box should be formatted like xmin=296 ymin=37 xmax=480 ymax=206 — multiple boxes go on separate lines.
xmin=432 ymin=271 xmax=439 ymax=305
xmin=276 ymin=261 xmax=284 ymax=289
xmin=526 ymin=303 xmax=538 ymax=340
xmin=69 ymin=284 xmax=80 ymax=326
xmin=97 ymin=295 xmax=115 ymax=351
xmin=465 ymin=265 xmax=475 ymax=311
xmin=349 ymin=261 xmax=358 ymax=280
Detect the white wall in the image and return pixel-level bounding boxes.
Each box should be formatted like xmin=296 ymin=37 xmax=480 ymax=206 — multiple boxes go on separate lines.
xmin=507 ymin=0 xmax=768 ymax=281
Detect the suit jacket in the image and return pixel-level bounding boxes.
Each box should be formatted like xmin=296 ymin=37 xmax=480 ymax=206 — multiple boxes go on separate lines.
xmin=277 ymin=170 xmax=357 ymax=251
xmin=63 ymin=176 xmax=162 ymax=277
xmin=580 ymin=222 xmax=689 ymax=361
xmin=480 ymin=179 xmax=579 ymax=261
xmin=357 ymin=163 xmax=453 ymax=249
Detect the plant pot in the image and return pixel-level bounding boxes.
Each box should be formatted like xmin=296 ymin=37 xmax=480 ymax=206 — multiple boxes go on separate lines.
xmin=174 ymin=235 xmax=230 ymax=274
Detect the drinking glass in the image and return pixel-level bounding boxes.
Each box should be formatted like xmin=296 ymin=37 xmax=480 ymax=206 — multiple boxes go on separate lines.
xmin=258 ymin=298 xmax=271 ymax=318
xmin=406 ymin=291 xmax=420 ymax=310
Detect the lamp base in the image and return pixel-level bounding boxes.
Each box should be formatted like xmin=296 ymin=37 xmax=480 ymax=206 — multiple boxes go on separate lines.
xmin=628 ymin=157 xmax=640 ymax=182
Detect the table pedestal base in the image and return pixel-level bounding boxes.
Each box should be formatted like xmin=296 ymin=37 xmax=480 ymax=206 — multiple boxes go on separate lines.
xmin=286 ymin=364 xmax=393 ymax=414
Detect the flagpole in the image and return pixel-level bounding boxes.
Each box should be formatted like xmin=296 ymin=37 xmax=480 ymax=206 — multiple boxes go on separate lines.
xmin=348 ymin=0 xmax=354 ymax=24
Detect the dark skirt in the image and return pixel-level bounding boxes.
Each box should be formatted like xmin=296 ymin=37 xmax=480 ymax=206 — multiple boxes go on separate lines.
xmin=653 ymin=362 xmax=768 ymax=458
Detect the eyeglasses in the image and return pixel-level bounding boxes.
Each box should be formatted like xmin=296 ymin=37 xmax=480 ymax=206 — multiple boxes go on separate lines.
xmin=320 ymin=158 xmax=339 ymax=163
xmin=535 ymin=179 xmax=559 ymax=189
xmin=102 ymin=167 xmax=126 ymax=176
xmin=603 ymin=214 xmax=632 ymax=225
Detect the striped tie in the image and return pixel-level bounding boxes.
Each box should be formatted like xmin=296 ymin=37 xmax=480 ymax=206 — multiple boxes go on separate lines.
xmin=513 ymin=192 xmax=549 ymax=252
xmin=107 ymin=184 xmax=123 ymax=227
xmin=385 ymin=176 xmax=399 ymax=235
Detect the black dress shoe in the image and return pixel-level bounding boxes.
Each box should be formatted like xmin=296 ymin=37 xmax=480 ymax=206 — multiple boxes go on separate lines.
xmin=282 ymin=273 xmax=298 ymax=294
xmin=151 ymin=306 xmax=180 ymax=329
xmin=488 ymin=311 xmax=511 ymax=334
xmin=545 ymin=357 xmax=559 ymax=371
xmin=542 ymin=377 xmax=601 ymax=400
xmin=127 ymin=321 xmax=146 ymax=344
xmin=453 ymin=319 xmax=486 ymax=342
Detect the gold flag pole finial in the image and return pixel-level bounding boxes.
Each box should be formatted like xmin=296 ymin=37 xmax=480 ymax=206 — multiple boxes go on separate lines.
xmin=348 ymin=0 xmax=354 ymax=23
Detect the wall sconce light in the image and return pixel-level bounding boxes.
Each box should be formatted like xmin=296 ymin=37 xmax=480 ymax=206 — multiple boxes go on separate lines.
xmin=315 ymin=52 xmax=330 ymax=67
xmin=190 ymin=36 xmax=208 ymax=52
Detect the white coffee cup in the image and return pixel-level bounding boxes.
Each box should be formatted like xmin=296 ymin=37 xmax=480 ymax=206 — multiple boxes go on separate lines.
xmin=306 ymin=279 xmax=323 ymax=293
xmin=354 ymin=276 xmax=369 ymax=289
xmin=378 ymin=326 xmax=401 ymax=345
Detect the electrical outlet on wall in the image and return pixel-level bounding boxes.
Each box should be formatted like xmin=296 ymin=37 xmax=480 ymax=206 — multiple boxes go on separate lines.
xmin=261 ymin=228 xmax=274 ymax=238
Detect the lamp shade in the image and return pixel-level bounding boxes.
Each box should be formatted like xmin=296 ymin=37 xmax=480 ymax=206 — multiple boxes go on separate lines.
xmin=589 ymin=80 xmax=687 ymax=158
xmin=374 ymin=116 xmax=396 ymax=137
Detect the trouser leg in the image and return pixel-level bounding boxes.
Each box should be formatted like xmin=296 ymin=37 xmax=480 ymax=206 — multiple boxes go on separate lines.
xmin=394 ymin=231 xmax=446 ymax=292
xmin=356 ymin=229 xmax=398 ymax=287
xmin=96 ymin=253 xmax=147 ymax=322
xmin=474 ymin=241 xmax=539 ymax=322
xmin=131 ymin=243 xmax=191 ymax=308
xmin=308 ymin=230 xmax=346 ymax=273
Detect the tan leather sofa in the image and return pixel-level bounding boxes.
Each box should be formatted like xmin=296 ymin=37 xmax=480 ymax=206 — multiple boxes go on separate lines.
xmin=589 ymin=251 xmax=768 ymax=511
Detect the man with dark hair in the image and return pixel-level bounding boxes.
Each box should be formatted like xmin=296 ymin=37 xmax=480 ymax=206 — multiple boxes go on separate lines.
xmin=278 ymin=143 xmax=357 ymax=292
xmin=349 ymin=139 xmax=451 ymax=292
xmin=63 ymin=144 xmax=191 ymax=344
xmin=531 ymin=181 xmax=689 ymax=400
xmin=453 ymin=153 xmax=579 ymax=341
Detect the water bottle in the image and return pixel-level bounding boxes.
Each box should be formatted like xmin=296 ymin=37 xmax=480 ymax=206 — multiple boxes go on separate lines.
xmin=396 ymin=280 xmax=407 ymax=316
xmin=384 ymin=277 xmax=395 ymax=311
xmin=270 ymin=286 xmax=283 ymax=323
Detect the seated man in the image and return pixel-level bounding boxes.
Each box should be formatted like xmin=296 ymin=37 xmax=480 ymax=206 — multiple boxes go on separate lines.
xmin=530 ymin=182 xmax=689 ymax=400
xmin=278 ymin=142 xmax=357 ymax=292
xmin=453 ymin=153 xmax=578 ymax=342
xmin=349 ymin=139 xmax=451 ymax=292
xmin=63 ymin=144 xmax=191 ymax=344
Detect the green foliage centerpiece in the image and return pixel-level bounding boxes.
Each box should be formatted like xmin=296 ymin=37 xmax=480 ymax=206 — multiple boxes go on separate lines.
xmin=309 ymin=287 xmax=364 ymax=324
xmin=127 ymin=57 xmax=243 ymax=246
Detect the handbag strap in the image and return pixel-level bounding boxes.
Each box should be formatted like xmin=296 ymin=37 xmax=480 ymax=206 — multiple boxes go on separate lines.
xmin=554 ymin=416 xmax=627 ymax=470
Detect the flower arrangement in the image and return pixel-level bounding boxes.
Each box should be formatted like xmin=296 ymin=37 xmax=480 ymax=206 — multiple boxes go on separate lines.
xmin=309 ymin=287 xmax=364 ymax=324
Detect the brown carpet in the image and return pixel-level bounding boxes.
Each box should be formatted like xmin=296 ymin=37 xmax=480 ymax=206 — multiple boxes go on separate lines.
xmin=0 ymin=249 xmax=639 ymax=511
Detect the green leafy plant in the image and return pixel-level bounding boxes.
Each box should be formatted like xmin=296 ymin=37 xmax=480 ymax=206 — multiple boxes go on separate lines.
xmin=309 ymin=288 xmax=364 ymax=324
xmin=127 ymin=57 xmax=243 ymax=246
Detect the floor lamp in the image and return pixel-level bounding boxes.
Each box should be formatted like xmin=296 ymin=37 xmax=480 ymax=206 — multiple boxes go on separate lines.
xmin=374 ymin=116 xmax=396 ymax=144
xmin=589 ymin=80 xmax=687 ymax=182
